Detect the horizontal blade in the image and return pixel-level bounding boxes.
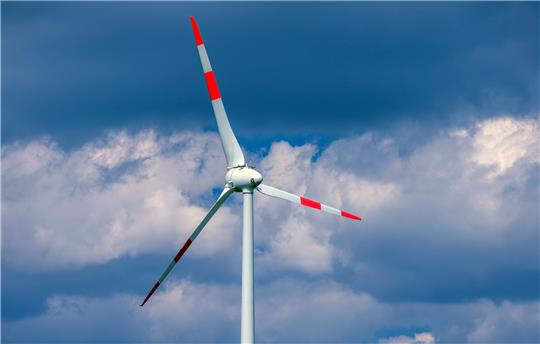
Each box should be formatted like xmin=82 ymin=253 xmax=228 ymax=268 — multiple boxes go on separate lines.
xmin=256 ymin=183 xmax=361 ymax=221
xmin=140 ymin=186 xmax=235 ymax=306
xmin=190 ymin=16 xmax=245 ymax=168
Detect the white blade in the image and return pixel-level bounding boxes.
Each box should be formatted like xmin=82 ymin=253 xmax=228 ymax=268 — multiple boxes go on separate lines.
xmin=140 ymin=186 xmax=234 ymax=306
xmin=190 ymin=17 xmax=245 ymax=168
xmin=256 ymin=184 xmax=362 ymax=221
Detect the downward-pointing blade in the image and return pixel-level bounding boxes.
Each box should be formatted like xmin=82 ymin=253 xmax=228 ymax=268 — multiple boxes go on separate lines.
xmin=140 ymin=186 xmax=235 ymax=306
xmin=256 ymin=183 xmax=362 ymax=221
xmin=190 ymin=16 xmax=245 ymax=168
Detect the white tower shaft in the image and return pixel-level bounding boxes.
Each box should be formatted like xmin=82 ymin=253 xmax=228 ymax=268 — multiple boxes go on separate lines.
xmin=241 ymin=190 xmax=255 ymax=343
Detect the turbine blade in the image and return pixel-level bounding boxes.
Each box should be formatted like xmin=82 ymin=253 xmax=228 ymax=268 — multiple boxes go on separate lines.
xmin=190 ymin=16 xmax=245 ymax=168
xmin=140 ymin=186 xmax=235 ymax=306
xmin=256 ymin=184 xmax=361 ymax=221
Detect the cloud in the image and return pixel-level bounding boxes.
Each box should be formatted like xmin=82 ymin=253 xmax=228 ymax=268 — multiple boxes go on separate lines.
xmin=253 ymin=116 xmax=538 ymax=284
xmin=379 ymin=332 xmax=435 ymax=344
xmin=467 ymin=300 xmax=540 ymax=343
xmin=2 ymin=115 xmax=539 ymax=343
xmin=471 ymin=116 xmax=538 ymax=178
xmin=254 ymin=139 xmax=398 ymax=275
xmin=3 ymin=279 xmax=538 ymax=343
xmin=3 ymin=116 xmax=538 ymax=285
xmin=2 ymin=279 xmax=239 ymax=343
xmin=3 ymin=3 xmax=538 ymax=145
xmin=2 ymin=130 xmax=241 ymax=269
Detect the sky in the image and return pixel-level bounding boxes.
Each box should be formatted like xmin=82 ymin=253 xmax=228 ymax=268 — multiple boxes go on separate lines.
xmin=1 ymin=2 xmax=539 ymax=343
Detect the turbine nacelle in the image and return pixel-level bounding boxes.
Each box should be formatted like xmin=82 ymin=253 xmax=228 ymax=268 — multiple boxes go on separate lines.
xmin=226 ymin=167 xmax=263 ymax=191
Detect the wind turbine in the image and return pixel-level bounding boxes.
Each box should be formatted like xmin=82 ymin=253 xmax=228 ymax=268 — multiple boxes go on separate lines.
xmin=140 ymin=17 xmax=362 ymax=343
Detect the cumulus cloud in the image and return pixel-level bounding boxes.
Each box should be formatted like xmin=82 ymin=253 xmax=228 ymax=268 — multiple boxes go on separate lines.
xmin=471 ymin=116 xmax=538 ymax=178
xmin=2 ymin=130 xmax=241 ymax=269
xmin=3 ymin=279 xmax=538 ymax=343
xmin=2 ymin=116 xmax=538 ymax=281
xmin=253 ymin=116 xmax=538 ymax=280
xmin=2 ymin=116 xmax=539 ymax=343
xmin=379 ymin=332 xmax=435 ymax=344
xmin=467 ymin=300 xmax=540 ymax=343
xmin=2 ymin=280 xmax=239 ymax=343
xmin=254 ymin=139 xmax=398 ymax=274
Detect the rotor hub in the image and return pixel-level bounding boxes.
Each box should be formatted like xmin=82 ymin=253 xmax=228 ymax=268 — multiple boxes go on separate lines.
xmin=226 ymin=167 xmax=263 ymax=191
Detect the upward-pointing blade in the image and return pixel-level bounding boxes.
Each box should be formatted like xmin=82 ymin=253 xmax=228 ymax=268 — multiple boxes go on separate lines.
xmin=190 ymin=16 xmax=246 ymax=168
xmin=140 ymin=186 xmax=235 ymax=306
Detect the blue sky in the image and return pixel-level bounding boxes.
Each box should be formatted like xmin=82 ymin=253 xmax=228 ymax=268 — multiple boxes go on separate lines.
xmin=2 ymin=2 xmax=539 ymax=343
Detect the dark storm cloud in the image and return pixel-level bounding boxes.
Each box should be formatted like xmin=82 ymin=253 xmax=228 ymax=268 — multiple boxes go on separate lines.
xmin=2 ymin=2 xmax=538 ymax=147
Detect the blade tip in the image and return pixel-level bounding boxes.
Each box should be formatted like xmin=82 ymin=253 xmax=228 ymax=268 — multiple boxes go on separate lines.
xmin=341 ymin=210 xmax=362 ymax=221
xmin=140 ymin=281 xmax=160 ymax=308
xmin=190 ymin=16 xmax=203 ymax=45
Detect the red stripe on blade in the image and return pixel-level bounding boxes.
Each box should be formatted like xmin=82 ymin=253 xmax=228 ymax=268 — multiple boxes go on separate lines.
xmin=204 ymin=71 xmax=221 ymax=100
xmin=174 ymin=239 xmax=193 ymax=263
xmin=140 ymin=281 xmax=160 ymax=307
xmin=341 ymin=211 xmax=361 ymax=221
xmin=190 ymin=16 xmax=203 ymax=46
xmin=300 ymin=197 xmax=321 ymax=210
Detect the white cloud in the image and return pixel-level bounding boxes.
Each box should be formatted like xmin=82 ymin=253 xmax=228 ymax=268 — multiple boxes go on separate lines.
xmin=379 ymin=332 xmax=435 ymax=344
xmin=3 ymin=280 xmax=239 ymax=343
xmin=471 ymin=116 xmax=538 ymax=178
xmin=2 ymin=130 xmax=240 ymax=269
xmin=255 ymin=139 xmax=398 ymax=274
xmin=259 ymin=214 xmax=335 ymax=274
xmin=254 ymin=116 xmax=538 ymax=276
xmin=3 ymin=279 xmax=538 ymax=343
xmin=467 ymin=300 xmax=540 ymax=343
xmin=2 ymin=116 xmax=538 ymax=279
